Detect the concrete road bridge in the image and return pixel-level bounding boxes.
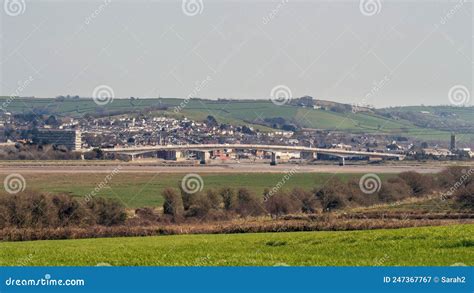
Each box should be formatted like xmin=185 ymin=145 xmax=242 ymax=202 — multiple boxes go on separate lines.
xmin=90 ymin=144 xmax=405 ymax=165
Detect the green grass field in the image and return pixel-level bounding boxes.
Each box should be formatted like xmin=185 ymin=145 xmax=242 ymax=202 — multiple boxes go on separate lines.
xmin=1 ymin=172 xmax=392 ymax=208
xmin=0 ymin=224 xmax=472 ymax=266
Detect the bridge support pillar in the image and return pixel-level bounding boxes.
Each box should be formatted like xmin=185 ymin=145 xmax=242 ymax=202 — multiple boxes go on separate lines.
xmin=197 ymin=151 xmax=210 ymax=164
xmin=339 ymin=157 xmax=345 ymax=166
xmin=270 ymin=152 xmax=277 ymax=166
xmin=301 ymin=151 xmax=316 ymax=161
xmin=80 ymin=154 xmax=85 ymax=160
xmin=131 ymin=154 xmax=136 ymax=161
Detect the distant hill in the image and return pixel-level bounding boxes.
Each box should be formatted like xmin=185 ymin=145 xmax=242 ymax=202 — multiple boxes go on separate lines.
xmin=376 ymin=106 xmax=473 ymax=133
xmin=0 ymin=96 xmax=472 ymax=145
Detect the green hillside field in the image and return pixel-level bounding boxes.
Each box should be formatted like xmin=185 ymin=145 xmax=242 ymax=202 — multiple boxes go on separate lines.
xmin=0 ymin=224 xmax=472 ymax=266
xmin=1 ymin=97 xmax=471 ymax=143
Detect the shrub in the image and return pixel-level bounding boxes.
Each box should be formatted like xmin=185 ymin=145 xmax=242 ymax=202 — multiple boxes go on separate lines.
xmin=234 ymin=188 xmax=265 ymax=217
xmin=378 ymin=177 xmax=413 ymax=202
xmin=454 ymin=181 xmax=474 ymax=210
xmin=53 ymin=194 xmax=94 ymax=227
xmin=314 ymin=178 xmax=347 ymax=211
xmin=162 ymin=188 xmax=184 ymax=222
xmin=179 ymin=186 xmax=193 ymax=211
xmin=264 ymin=191 xmax=300 ymax=217
xmin=206 ymin=189 xmax=223 ymax=210
xmin=437 ymin=167 xmax=469 ymax=189
xmin=0 ymin=192 xmax=125 ymax=229
xmin=219 ymin=187 xmax=236 ymax=211
xmin=2 ymin=192 xmax=57 ymax=228
xmin=203 ymin=209 xmax=232 ymax=221
xmin=184 ymin=189 xmax=227 ymax=219
xmin=0 ymin=202 xmax=8 ymax=228
xmin=344 ymin=179 xmax=370 ymax=207
xmin=135 ymin=207 xmax=160 ymax=222
xmin=398 ymin=172 xmax=433 ymax=196
xmin=289 ymin=188 xmax=319 ymax=213
xmin=186 ymin=192 xmax=212 ymax=218
xmin=86 ymin=197 xmax=127 ymax=226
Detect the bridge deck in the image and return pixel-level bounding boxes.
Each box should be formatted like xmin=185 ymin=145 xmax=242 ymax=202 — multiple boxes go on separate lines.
xmin=93 ymin=144 xmax=404 ymax=159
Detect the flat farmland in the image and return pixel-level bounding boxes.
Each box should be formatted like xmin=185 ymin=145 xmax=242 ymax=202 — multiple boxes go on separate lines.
xmin=0 ymin=171 xmax=380 ymax=208
xmin=0 ymin=161 xmax=467 ymax=208
xmin=1 ymin=224 xmax=472 ymax=266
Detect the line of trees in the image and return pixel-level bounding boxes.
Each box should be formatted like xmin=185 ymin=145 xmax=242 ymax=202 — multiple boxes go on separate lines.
xmin=161 ymin=186 xmax=265 ymax=222
xmin=0 ymin=144 xmax=82 ymax=160
xmin=159 ymin=167 xmax=473 ymax=222
xmin=0 ymin=192 xmax=126 ymax=229
xmin=0 ymin=167 xmax=471 ymax=230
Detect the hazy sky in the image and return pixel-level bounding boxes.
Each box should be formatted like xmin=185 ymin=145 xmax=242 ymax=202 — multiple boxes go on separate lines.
xmin=1 ymin=0 xmax=472 ymax=107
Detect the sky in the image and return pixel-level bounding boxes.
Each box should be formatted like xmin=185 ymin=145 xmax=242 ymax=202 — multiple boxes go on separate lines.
xmin=0 ymin=0 xmax=472 ymax=107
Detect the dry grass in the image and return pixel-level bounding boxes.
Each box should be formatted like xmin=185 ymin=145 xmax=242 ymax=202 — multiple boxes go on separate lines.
xmin=2 ymin=213 xmax=472 ymax=241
